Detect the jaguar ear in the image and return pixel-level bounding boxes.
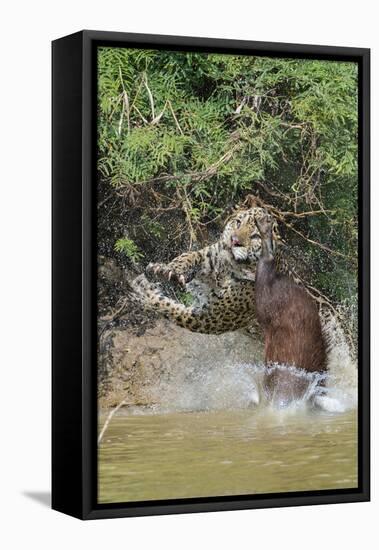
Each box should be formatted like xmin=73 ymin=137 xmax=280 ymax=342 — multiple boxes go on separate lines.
xmin=243 ymin=194 xmax=258 ymax=208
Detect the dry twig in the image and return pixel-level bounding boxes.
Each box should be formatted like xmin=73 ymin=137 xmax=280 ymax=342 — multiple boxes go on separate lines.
xmin=244 ymin=194 xmax=349 ymax=260
xmin=98 ymin=400 xmax=128 ymax=445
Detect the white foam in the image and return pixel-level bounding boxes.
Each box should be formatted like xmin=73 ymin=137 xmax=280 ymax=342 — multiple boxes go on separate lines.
xmin=314 ymin=395 xmax=347 ymax=413
xmin=151 ymin=356 xmax=356 ymax=414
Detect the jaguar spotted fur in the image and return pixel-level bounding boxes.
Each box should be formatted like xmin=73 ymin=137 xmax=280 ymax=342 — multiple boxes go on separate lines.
xmin=131 ymin=207 xmax=282 ymax=334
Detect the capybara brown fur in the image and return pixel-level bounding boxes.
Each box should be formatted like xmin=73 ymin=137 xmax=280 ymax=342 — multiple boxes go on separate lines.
xmin=255 ymin=215 xmax=327 ymax=405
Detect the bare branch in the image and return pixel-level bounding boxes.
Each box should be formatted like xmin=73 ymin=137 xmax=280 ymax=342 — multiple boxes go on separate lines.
xmin=176 ymin=187 xmax=197 ymax=248
xmin=143 ymin=73 xmax=155 ymax=120
xmin=114 ymin=139 xmax=242 ymax=191
xmin=244 ymin=194 xmax=350 ymax=260
xmin=117 ymin=66 xmax=131 ymax=135
xmin=167 ymin=100 xmax=184 ymax=135
xmin=151 ymin=100 xmax=168 ymax=125
xmin=132 ymin=104 xmax=149 ymax=124
xmin=283 ymin=222 xmax=349 ymax=259
xmin=100 ymin=297 xmax=128 ymax=324
xmin=123 ymin=91 xmax=130 ymax=134
xmin=98 ymin=400 xmax=128 ymax=445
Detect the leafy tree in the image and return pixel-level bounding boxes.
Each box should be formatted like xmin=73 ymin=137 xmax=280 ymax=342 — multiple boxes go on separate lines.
xmin=97 ymin=47 xmax=358 ymax=306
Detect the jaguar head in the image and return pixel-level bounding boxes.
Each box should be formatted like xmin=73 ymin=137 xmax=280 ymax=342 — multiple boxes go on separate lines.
xmin=222 ymin=207 xmax=280 ymax=262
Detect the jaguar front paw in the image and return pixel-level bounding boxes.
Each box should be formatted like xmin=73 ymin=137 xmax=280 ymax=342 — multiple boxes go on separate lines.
xmin=146 ymin=262 xmax=186 ymax=287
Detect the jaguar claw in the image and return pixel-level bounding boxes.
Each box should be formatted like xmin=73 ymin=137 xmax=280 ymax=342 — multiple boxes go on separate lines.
xmin=168 ymin=271 xmax=173 ymax=281
xmin=179 ymin=275 xmax=186 ymax=286
xmin=153 ymin=265 xmax=160 ymax=275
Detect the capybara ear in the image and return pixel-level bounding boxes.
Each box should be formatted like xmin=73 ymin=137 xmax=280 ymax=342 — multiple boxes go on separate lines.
xmin=272 ymin=219 xmax=283 ymax=243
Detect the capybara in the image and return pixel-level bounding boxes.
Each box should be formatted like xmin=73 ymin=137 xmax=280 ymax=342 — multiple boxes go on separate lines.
xmin=255 ymin=214 xmax=327 ymax=406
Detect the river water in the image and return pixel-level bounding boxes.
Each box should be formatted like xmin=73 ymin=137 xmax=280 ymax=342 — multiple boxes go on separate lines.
xmin=98 ymin=405 xmax=357 ymax=504
xmin=98 ymin=317 xmax=358 ymax=504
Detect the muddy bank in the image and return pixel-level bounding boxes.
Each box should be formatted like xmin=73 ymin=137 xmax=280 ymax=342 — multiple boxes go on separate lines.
xmin=98 ymin=316 xmax=264 ymax=411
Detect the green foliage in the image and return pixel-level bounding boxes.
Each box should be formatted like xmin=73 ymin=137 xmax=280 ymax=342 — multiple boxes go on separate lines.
xmin=177 ymin=291 xmax=194 ymax=306
xmin=140 ymin=215 xmax=165 ymax=239
xmin=98 ymin=47 xmax=358 ymax=304
xmin=114 ymin=237 xmax=143 ymax=261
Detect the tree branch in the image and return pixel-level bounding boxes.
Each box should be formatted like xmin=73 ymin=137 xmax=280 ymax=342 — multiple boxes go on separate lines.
xmin=98 ymin=400 xmax=128 ymax=445
xmin=244 ymin=194 xmax=350 ymax=260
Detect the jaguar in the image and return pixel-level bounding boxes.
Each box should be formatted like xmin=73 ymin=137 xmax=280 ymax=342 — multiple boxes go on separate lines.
xmin=131 ymin=206 xmax=282 ymax=334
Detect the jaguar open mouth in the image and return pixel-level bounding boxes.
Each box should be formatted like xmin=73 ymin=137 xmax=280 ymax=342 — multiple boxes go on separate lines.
xmin=231 ymin=235 xmax=241 ymax=247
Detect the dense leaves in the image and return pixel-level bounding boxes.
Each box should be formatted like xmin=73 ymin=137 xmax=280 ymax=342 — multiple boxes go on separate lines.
xmin=97 ymin=47 xmax=358 ymax=305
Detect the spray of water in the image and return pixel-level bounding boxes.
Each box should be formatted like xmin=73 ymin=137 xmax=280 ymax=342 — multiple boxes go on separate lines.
xmin=320 ymin=310 xmax=358 ymax=411
xmin=143 ymin=310 xmax=357 ymax=415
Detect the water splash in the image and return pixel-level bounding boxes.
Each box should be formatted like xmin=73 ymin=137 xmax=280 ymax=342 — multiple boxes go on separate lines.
xmin=153 ymin=362 xmax=264 ymax=413
xmin=142 ymin=307 xmax=358 ymax=414
xmin=149 ymin=357 xmax=356 ymax=415
xmin=117 ymin=309 xmax=358 ymax=416
xmin=321 ymin=310 xmax=358 ymax=411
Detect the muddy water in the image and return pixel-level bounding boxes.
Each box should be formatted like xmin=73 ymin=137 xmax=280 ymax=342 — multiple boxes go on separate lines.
xmin=98 ymin=407 xmax=357 ymax=503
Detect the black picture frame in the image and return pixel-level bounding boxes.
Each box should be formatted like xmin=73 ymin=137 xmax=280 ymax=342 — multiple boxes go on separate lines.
xmin=52 ymin=30 xmax=370 ymax=520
